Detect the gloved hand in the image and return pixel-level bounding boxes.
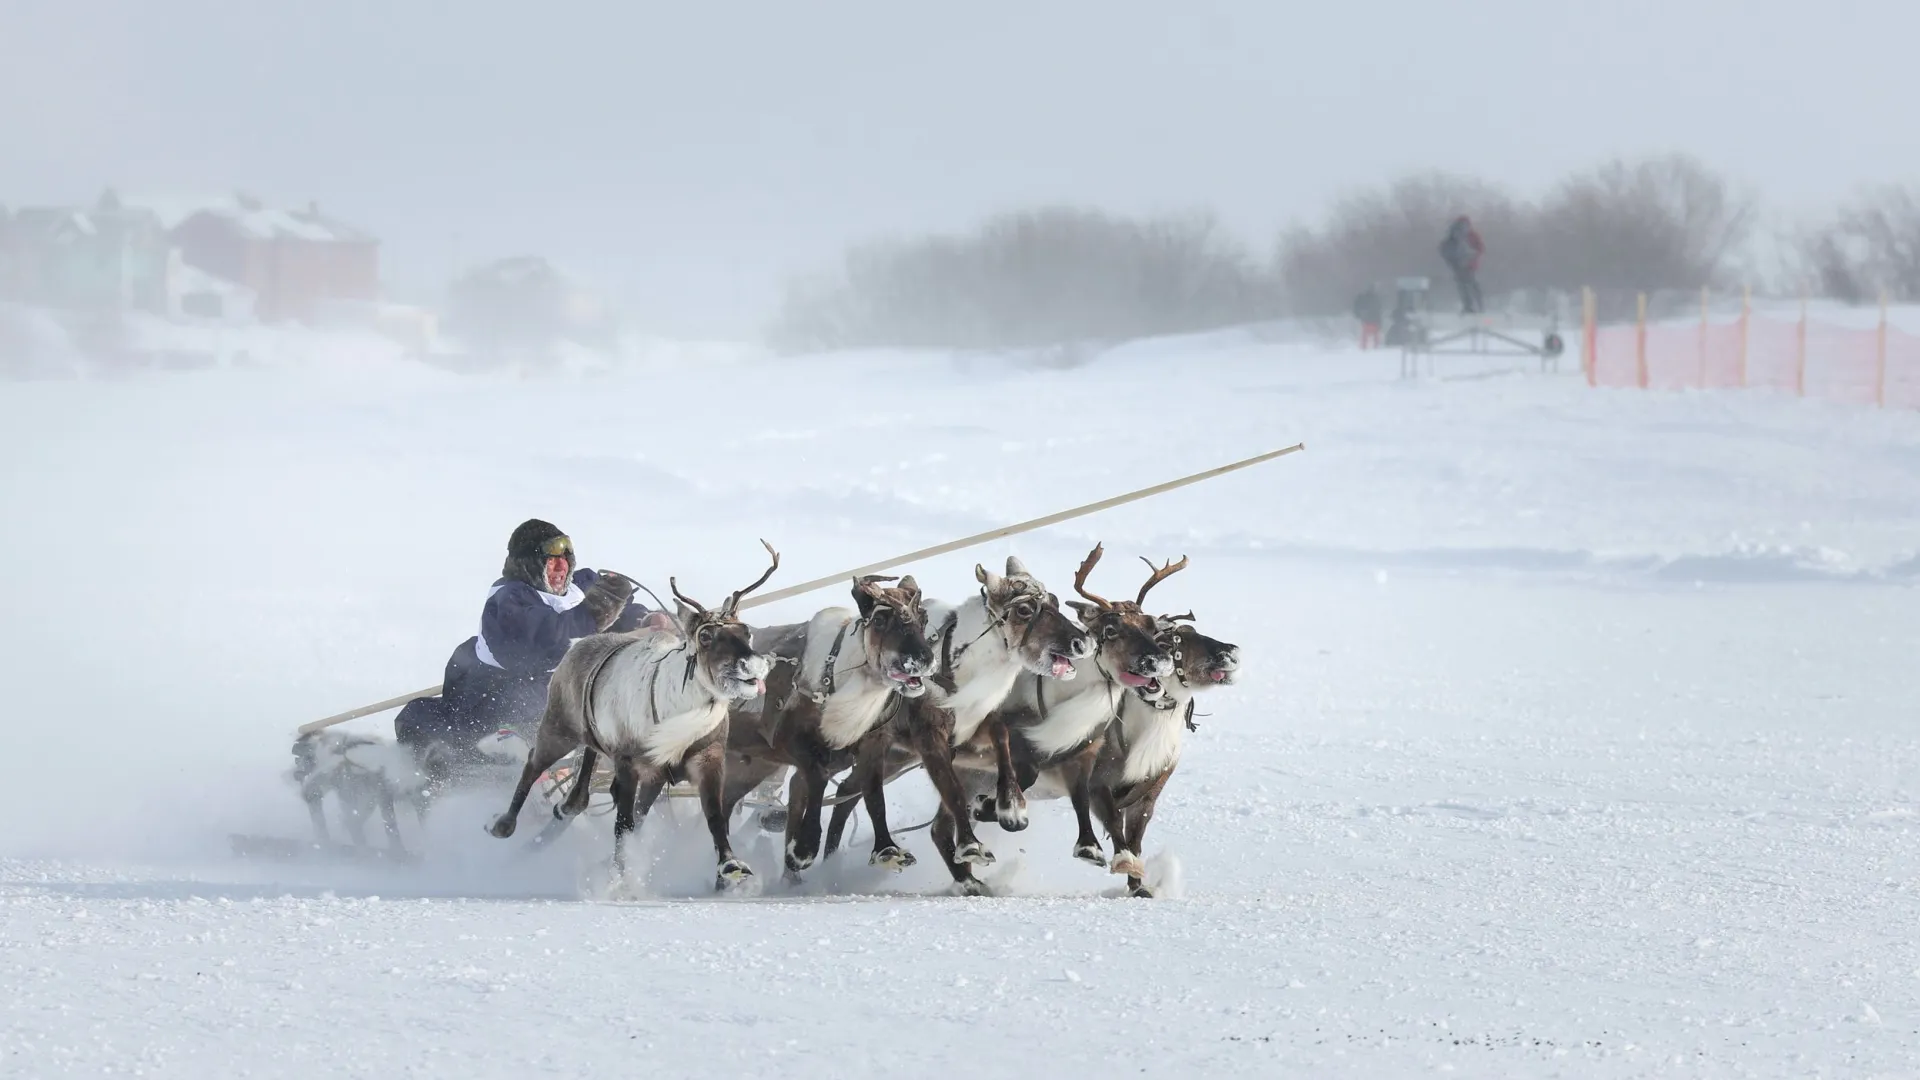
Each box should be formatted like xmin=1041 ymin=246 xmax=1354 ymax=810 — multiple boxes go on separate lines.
xmin=583 ymin=570 xmax=637 ymax=630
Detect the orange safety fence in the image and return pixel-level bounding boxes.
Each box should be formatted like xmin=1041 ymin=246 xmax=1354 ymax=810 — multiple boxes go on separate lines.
xmin=1586 ymin=297 xmax=1920 ymax=409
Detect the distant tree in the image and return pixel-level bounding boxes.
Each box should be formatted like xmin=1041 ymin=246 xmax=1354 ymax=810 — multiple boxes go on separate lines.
xmin=1534 ymin=153 xmax=1756 ymax=308
xmin=1275 ymin=172 xmax=1530 ymax=315
xmin=1796 ymin=184 xmax=1920 ymax=303
xmin=768 ymin=206 xmax=1279 ymax=353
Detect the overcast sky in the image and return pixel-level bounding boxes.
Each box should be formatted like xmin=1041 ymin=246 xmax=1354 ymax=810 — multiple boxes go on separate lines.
xmin=4 ymin=0 xmax=1913 ymax=336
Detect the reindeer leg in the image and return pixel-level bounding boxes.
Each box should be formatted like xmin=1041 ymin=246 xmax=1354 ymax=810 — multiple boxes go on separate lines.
xmin=1062 ymin=744 xmax=1107 ymax=869
xmin=847 ymin=730 xmax=913 ymax=871
xmin=782 ymin=761 xmax=825 ymax=879
xmin=488 ymin=721 xmax=578 ymax=839
xmin=910 ymin=704 xmax=993 ymax=867
xmin=301 ymin=782 xmax=332 ymax=847
xmin=929 ymin=803 xmax=988 ymax=897
xmin=341 ymin=784 xmax=370 ymax=847
xmin=1117 ymin=766 xmax=1175 ymax=897
xmin=687 ymin=745 xmax=754 ymax=889
xmin=608 ymin=755 xmax=649 ymax=882
xmin=615 ymin=761 xmax=670 ymax=890
xmin=378 ymin=784 xmax=408 ymax=857
xmin=822 ymin=772 xmax=859 ymax=859
xmin=556 ymin=745 xmax=598 ymax=820
xmin=986 ymin=718 xmax=1029 ymax=832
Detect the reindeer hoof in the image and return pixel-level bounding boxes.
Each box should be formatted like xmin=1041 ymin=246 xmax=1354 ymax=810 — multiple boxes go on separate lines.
xmin=1110 ymin=850 xmax=1145 ymax=878
xmin=955 ymin=878 xmax=991 ymax=898
xmin=971 ymin=795 xmax=997 ymax=824
xmin=955 ymin=841 xmax=995 ymax=867
xmin=717 ymin=859 xmax=755 ymax=888
xmin=783 ymin=840 xmax=816 ymax=873
xmin=1073 ymin=843 xmax=1108 ymax=869
xmin=487 ymin=815 xmax=517 ymax=839
xmin=1129 ymin=885 xmax=1155 ymax=899
xmin=870 ymin=846 xmax=917 ymax=872
xmin=995 ymin=798 xmax=1029 ymax=832
xmin=781 ymin=868 xmax=805 ymax=888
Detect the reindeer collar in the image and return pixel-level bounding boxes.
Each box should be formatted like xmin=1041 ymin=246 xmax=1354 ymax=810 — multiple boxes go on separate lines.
xmin=797 ymin=617 xmax=860 ymax=705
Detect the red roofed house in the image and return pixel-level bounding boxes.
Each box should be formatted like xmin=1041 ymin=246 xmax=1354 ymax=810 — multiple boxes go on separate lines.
xmin=162 ymin=193 xmax=378 ymax=323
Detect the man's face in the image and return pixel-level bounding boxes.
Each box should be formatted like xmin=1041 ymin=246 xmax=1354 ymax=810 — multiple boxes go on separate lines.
xmin=544 ymin=556 xmax=571 ymax=593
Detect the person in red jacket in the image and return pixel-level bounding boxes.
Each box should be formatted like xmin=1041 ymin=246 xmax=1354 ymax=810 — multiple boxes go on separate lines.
xmin=1439 ymin=215 xmax=1485 ymax=314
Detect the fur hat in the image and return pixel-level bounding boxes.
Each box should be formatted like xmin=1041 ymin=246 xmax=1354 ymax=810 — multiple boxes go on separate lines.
xmin=503 ymin=518 xmax=574 ymax=591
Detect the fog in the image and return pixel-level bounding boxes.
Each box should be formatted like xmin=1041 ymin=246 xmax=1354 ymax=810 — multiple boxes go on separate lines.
xmin=6 ymin=0 xmax=1915 ymax=336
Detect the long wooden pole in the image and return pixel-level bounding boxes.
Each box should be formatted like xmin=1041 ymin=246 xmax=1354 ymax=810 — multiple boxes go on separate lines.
xmin=297 ymin=443 xmax=1307 ymax=735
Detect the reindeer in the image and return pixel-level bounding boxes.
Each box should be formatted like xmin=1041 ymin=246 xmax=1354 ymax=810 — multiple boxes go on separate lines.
xmin=1088 ymin=610 xmax=1240 ymax=897
xmin=719 ymin=575 xmax=938 ymax=880
xmin=486 ymin=541 xmax=779 ymax=891
xmin=926 ymin=544 xmax=1180 ymax=895
xmin=821 ymin=556 xmax=1092 ymax=869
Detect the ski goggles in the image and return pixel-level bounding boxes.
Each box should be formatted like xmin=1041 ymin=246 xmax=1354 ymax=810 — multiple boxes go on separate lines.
xmin=537 ymin=535 xmax=574 ymax=559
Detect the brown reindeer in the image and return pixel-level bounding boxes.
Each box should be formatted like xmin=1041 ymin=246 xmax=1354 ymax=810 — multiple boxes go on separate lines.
xmin=821 ymin=556 xmax=1093 ymax=870
xmin=719 ymin=575 xmax=938 ymax=880
xmin=927 ymin=544 xmax=1180 ymax=895
xmin=1089 ymin=611 xmax=1240 ymax=897
xmin=487 ymin=542 xmax=780 ymax=892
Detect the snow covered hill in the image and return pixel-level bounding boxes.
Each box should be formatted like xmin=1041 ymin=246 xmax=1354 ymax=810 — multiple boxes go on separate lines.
xmin=1 ymin=334 xmax=1916 ymax=1077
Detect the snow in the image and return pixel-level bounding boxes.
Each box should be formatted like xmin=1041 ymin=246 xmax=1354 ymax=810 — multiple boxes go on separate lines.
xmin=1 ymin=333 xmax=1917 ymax=1076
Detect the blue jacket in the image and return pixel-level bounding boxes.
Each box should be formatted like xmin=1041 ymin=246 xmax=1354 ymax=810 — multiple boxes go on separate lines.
xmin=474 ymin=568 xmax=651 ymax=675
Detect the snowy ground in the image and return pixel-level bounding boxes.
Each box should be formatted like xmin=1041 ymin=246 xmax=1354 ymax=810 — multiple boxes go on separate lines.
xmin=2 ymin=334 xmax=1917 ymax=1077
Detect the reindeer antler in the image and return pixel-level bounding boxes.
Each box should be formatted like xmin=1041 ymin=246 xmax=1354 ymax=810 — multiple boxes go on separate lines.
xmin=1072 ymin=542 xmax=1113 ymax=609
xmin=669 ymin=576 xmax=707 ymax=614
xmin=1159 ymin=610 xmax=1196 ymax=624
xmin=1135 ymin=555 xmax=1189 ymax=606
xmin=721 ymin=539 xmax=780 ymax=616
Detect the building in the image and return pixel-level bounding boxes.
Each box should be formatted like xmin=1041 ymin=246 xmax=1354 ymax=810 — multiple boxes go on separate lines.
xmin=160 ymin=193 xmax=379 ymax=323
xmin=0 ymin=190 xmax=172 ymax=313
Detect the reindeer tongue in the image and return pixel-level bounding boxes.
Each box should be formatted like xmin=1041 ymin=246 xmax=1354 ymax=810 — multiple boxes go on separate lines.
xmin=753 ymin=678 xmax=766 ymax=696
xmin=1050 ymin=655 xmax=1075 ymax=678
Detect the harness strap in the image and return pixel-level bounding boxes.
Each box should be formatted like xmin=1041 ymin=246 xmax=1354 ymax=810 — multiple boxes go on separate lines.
xmin=577 ymin=639 xmax=635 ymax=759
xmin=931 ymin=609 xmax=961 ymax=695
xmin=1183 ymin=698 xmax=1198 ymax=732
xmin=790 ymin=618 xmax=857 ymax=708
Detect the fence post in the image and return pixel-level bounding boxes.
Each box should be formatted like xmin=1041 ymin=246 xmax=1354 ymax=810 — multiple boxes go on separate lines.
xmin=1697 ymin=285 xmax=1709 ymax=387
xmin=1738 ymin=285 xmax=1751 ymax=388
xmin=1876 ymin=288 xmax=1890 ymax=407
xmin=1583 ymin=286 xmax=1597 ymax=387
xmin=1795 ymin=290 xmax=1808 ymax=397
xmin=1635 ymin=292 xmax=1649 ymax=389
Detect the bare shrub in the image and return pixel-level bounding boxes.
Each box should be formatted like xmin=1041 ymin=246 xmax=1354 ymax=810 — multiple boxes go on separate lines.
xmin=1276 ymin=172 xmax=1531 ymax=315
xmin=1537 ymin=154 xmax=1757 ymax=318
xmin=1796 ymin=185 xmax=1920 ymax=303
xmin=768 ymin=206 xmax=1280 ymax=353
xmin=1277 ymin=155 xmax=1754 ymax=321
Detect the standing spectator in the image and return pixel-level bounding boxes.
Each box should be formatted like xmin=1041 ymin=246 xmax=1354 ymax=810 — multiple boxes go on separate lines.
xmin=1439 ymin=215 xmax=1486 ymax=314
xmin=1352 ymin=284 xmax=1384 ymax=349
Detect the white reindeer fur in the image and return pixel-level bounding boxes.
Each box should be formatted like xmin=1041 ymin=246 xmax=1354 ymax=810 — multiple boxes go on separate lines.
xmin=798 ymin=607 xmax=898 ymax=750
xmin=924 ymin=594 xmax=1039 ymax=747
xmin=587 ymin=627 xmax=763 ymax=767
xmin=1113 ymin=686 xmax=1189 ymax=784
xmin=1009 ymin=651 xmax=1131 ymax=760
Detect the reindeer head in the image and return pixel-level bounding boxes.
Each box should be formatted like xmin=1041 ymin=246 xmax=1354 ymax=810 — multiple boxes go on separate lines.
xmin=1145 ymin=611 xmax=1241 ymax=711
xmin=850 ymin=573 xmax=936 ymax=698
xmin=668 ymin=540 xmax=780 ymax=701
xmin=1062 ymin=543 xmax=1181 ymax=702
xmin=974 ymin=555 xmax=1091 ymax=680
